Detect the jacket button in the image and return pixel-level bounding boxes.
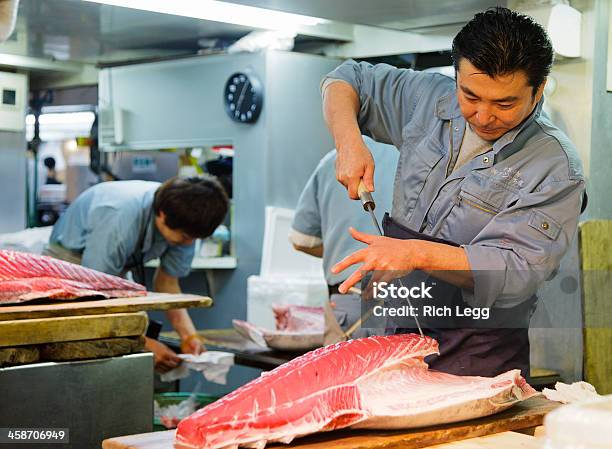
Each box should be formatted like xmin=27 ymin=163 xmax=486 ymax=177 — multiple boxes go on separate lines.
xmin=483 ymin=156 xmax=490 ymax=163
xmin=541 ymin=222 xmax=550 ymax=230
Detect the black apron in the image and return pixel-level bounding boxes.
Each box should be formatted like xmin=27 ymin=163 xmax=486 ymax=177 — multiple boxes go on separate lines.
xmin=124 ymin=207 xmax=154 ymax=286
xmin=381 ymin=213 xmax=533 ymax=379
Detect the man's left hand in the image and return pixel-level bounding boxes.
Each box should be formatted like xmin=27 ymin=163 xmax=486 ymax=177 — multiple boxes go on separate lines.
xmin=331 ymin=227 xmax=422 ymax=294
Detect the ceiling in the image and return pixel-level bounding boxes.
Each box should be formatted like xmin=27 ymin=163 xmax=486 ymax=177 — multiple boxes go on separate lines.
xmin=224 ymin=0 xmax=507 ymax=31
xmin=4 ymin=0 xmax=507 ymax=65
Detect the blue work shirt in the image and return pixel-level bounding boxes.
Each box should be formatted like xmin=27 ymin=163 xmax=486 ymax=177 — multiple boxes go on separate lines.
xmin=323 ymin=61 xmax=585 ymax=308
xmin=290 ymin=136 xmax=398 ymax=285
xmin=50 ymin=180 xmax=195 ymax=277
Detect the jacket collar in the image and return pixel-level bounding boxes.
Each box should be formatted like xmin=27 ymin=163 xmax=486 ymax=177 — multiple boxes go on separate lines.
xmin=435 ymin=91 xmax=462 ymax=120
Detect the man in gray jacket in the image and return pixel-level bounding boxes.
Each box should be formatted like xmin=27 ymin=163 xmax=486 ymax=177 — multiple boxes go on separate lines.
xmin=322 ymin=7 xmax=585 ymax=377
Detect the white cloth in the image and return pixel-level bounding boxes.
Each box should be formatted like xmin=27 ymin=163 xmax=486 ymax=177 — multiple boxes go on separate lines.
xmin=160 ymin=351 xmax=234 ymax=384
xmin=543 ymin=381 xmax=600 ymax=404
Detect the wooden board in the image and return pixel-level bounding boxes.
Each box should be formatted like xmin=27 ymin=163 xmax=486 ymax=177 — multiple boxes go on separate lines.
xmin=429 ymin=431 xmax=542 ymax=448
xmin=102 ymin=397 xmax=556 ymax=449
xmin=579 ymin=220 xmax=612 ymax=394
xmin=0 ymin=346 xmax=40 ymax=365
xmin=39 ymin=336 xmax=145 ymax=361
xmin=0 ymin=312 xmax=148 ymax=347
xmin=0 ymin=293 xmax=212 ymax=321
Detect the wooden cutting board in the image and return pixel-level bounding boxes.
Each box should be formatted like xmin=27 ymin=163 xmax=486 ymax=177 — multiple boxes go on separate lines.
xmin=0 ymin=312 xmax=148 ymax=347
xmin=428 ymin=431 xmax=543 ymax=448
xmin=0 ymin=293 xmax=212 ymax=321
xmin=102 ymin=397 xmax=557 ymax=449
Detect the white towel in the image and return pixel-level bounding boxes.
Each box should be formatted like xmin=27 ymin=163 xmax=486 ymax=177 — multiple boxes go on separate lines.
xmin=160 ymin=351 xmax=234 ymax=384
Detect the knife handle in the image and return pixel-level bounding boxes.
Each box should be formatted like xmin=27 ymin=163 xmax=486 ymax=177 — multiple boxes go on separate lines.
xmin=358 ymin=180 xmax=375 ymax=211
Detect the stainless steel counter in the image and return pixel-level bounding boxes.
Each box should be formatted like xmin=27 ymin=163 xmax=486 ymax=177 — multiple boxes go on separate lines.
xmin=0 ymin=353 xmax=154 ymax=449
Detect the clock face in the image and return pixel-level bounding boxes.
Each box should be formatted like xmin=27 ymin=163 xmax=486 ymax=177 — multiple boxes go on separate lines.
xmin=224 ymin=72 xmax=263 ymax=124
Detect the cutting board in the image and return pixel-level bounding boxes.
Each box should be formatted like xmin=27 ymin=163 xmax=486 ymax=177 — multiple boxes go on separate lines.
xmin=102 ymin=397 xmax=557 ymax=449
xmin=0 ymin=293 xmax=212 ymax=321
xmin=429 ymin=431 xmax=543 ymax=448
xmin=0 ymin=312 xmax=148 ymax=347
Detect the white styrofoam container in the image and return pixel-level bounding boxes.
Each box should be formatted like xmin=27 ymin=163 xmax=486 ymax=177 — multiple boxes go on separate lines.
xmin=544 ymin=394 xmax=612 ymax=449
xmin=260 ymin=206 xmax=324 ymax=278
xmin=246 ymin=275 xmax=327 ymax=329
xmin=246 ymin=206 xmax=328 ymax=328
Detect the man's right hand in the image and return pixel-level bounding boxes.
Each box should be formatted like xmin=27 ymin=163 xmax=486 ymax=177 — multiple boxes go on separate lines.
xmin=144 ymin=337 xmax=182 ymax=374
xmin=322 ymin=81 xmax=375 ymax=199
xmin=336 ymin=139 xmax=376 ymax=199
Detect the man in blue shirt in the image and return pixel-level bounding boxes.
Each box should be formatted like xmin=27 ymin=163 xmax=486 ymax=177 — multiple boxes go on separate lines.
xmin=47 ymin=176 xmax=229 ymax=373
xmin=290 ymin=136 xmax=398 ymax=341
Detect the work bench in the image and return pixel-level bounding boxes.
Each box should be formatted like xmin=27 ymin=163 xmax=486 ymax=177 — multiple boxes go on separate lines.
xmin=0 ymin=293 xmax=212 ymax=449
xmin=103 ymin=397 xmax=556 ymax=449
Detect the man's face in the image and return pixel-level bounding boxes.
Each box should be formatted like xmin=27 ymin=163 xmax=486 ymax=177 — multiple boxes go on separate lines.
xmin=155 ymin=212 xmax=195 ymax=246
xmin=456 ymin=58 xmax=545 ymax=141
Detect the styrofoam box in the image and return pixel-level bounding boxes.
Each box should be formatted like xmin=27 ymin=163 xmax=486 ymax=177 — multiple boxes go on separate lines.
xmin=247 ymin=206 xmax=328 ymax=328
xmin=260 ymin=206 xmax=324 ymax=278
xmin=247 ymin=275 xmax=328 ymax=329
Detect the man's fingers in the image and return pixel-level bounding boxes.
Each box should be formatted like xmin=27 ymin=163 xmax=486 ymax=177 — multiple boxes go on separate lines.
xmin=338 ymin=269 xmax=364 ymax=294
xmin=155 ymin=359 xmax=178 ymax=373
xmin=332 ymin=248 xmax=366 ymax=274
xmin=347 ymin=177 xmax=360 ymax=200
xmin=349 ymin=227 xmax=375 ymax=245
xmin=363 ymin=163 xmax=375 ymax=192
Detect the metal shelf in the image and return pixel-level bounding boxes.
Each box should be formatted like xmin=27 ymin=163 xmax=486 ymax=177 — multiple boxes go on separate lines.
xmin=144 ymin=256 xmax=237 ymax=270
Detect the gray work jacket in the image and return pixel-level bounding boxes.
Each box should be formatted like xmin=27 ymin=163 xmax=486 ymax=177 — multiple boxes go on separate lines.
xmin=323 ymin=60 xmax=585 ymax=310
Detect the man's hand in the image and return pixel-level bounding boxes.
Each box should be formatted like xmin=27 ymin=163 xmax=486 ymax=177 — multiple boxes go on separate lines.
xmin=331 ymin=227 xmax=475 ymax=293
xmin=145 ymin=337 xmax=182 ymax=374
xmin=322 ymin=81 xmax=375 ymax=199
xmin=336 ymin=139 xmax=376 ymax=199
xmin=331 ymin=228 xmax=420 ymax=293
xmin=180 ymin=334 xmax=205 ymax=355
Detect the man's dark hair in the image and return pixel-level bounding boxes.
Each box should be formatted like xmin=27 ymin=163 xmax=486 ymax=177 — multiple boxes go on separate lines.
xmin=153 ymin=175 xmax=229 ymax=239
xmin=43 ymin=157 xmax=56 ymax=170
xmin=452 ymin=7 xmax=554 ymax=96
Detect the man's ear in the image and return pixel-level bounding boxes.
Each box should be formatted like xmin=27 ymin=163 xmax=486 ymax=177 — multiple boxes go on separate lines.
xmin=535 ymin=78 xmax=547 ymax=103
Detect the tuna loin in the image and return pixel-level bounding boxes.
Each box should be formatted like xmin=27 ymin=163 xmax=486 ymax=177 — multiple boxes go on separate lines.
xmin=0 ymin=250 xmax=146 ymax=304
xmin=175 ymin=334 xmax=537 ymax=449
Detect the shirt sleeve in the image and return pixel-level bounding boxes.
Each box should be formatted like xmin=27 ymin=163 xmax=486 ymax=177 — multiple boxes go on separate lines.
xmin=322 ymin=60 xmax=437 ymax=148
xmin=81 ymin=206 xmax=134 ymax=276
xmin=160 ymin=243 xmax=195 ymax=278
xmin=290 ymin=158 xmax=323 ymax=245
xmin=463 ymin=178 xmax=585 ymax=308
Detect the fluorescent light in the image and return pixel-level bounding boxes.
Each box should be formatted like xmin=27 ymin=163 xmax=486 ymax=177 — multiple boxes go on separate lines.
xmin=83 ymin=0 xmax=328 ymax=32
xmin=26 ymin=112 xmax=96 ymax=142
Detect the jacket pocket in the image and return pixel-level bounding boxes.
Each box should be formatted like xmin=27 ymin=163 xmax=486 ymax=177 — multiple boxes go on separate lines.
xmin=457 ymin=190 xmax=501 ymax=216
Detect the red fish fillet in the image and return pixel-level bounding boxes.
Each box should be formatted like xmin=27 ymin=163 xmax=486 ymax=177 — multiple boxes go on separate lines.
xmin=0 ymin=250 xmax=146 ymax=304
xmin=175 ymin=334 xmax=537 ymax=449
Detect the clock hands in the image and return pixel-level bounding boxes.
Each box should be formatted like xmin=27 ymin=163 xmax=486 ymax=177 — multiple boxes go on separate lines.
xmin=236 ymin=80 xmax=250 ymax=114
